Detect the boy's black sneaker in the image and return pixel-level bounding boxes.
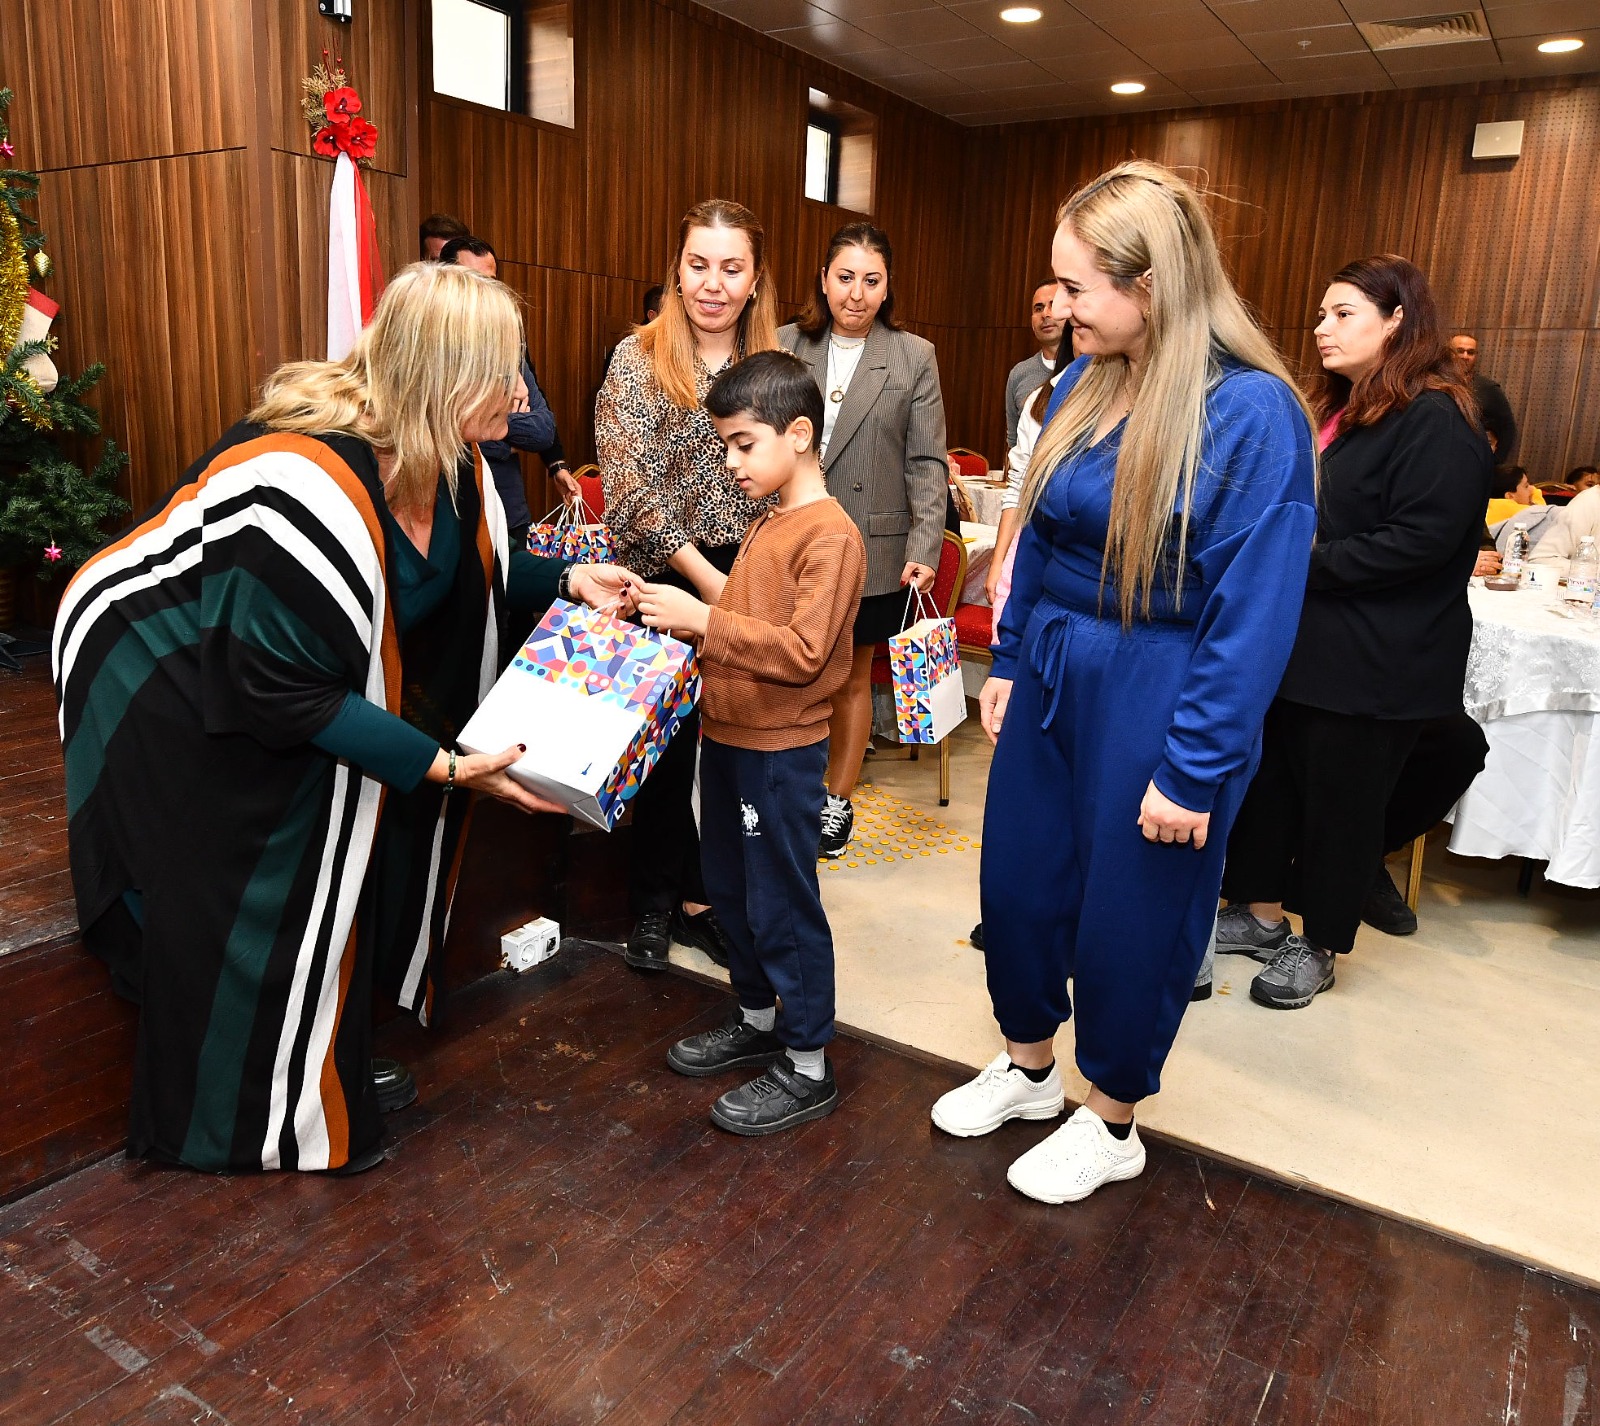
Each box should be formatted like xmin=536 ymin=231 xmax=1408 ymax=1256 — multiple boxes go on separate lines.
xmin=970 ymin=922 xmax=985 ymax=950
xmin=670 ymin=905 xmax=732 ymax=968
xmin=711 ymin=1059 xmax=838 ymax=1136
xmin=819 ymin=794 xmax=854 ymax=859
xmin=667 ymin=1008 xmax=784 ymax=1077
xmin=623 ymin=909 xmax=672 ymax=971
xmin=1362 ymin=863 xmax=1418 ymax=936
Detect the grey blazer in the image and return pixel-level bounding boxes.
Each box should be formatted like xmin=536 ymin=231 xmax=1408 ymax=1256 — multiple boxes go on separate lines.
xmin=779 ymin=321 xmax=948 ymax=597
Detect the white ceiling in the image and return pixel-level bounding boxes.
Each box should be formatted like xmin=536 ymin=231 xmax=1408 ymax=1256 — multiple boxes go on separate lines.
xmin=698 ymin=0 xmax=1600 ymax=125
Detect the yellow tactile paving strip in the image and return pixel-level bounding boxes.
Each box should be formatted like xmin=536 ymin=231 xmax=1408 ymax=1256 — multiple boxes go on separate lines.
xmin=820 ymin=784 xmax=979 ymax=871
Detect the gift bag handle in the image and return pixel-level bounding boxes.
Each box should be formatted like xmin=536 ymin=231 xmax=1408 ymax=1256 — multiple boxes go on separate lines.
xmin=899 ymin=583 xmax=939 ymax=631
xmin=567 ymin=493 xmax=604 ymax=526
xmin=535 ymin=499 xmax=577 ymax=529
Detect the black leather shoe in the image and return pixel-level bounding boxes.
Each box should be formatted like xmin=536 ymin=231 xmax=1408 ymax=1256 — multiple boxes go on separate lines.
xmin=623 ymin=909 xmax=672 ymax=971
xmin=670 ymin=905 xmax=732 ymax=968
xmin=1362 ymin=863 xmax=1418 ymax=936
xmin=372 ymin=1057 xmax=417 ymax=1113
xmin=667 ymin=1008 xmax=784 ymax=1077
xmin=711 ymin=1059 xmax=838 ymax=1136
xmin=322 ymin=1143 xmax=387 ymax=1176
xmin=970 ymin=922 xmax=984 ymax=950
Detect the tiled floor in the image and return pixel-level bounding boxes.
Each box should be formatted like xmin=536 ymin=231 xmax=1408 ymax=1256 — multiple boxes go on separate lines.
xmin=670 ymin=718 xmax=1600 ymax=1288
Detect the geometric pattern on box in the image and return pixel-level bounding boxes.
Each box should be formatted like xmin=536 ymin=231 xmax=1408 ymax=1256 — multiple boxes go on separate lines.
xmin=464 ymin=598 xmax=700 ymax=830
xmin=818 ymin=784 xmax=978 ymax=873
xmin=888 ymin=615 xmax=964 ymax=744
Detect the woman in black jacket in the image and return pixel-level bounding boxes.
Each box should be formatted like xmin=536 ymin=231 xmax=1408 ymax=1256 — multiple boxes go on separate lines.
xmin=1215 ymin=254 xmax=1492 ymax=1009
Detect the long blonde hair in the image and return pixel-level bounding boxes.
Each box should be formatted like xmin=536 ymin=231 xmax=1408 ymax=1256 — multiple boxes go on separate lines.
xmin=1020 ymin=162 xmax=1314 ymax=625
xmin=249 ymin=262 xmax=523 ymax=509
xmin=637 ymin=198 xmax=779 ymax=409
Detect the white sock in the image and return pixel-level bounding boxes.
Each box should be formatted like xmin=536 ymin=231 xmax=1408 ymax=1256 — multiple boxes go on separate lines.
xmin=787 ymin=1047 xmax=826 ymax=1080
xmin=742 ymin=1005 xmax=776 ymax=1032
xmin=1253 ymin=912 xmax=1284 ymax=930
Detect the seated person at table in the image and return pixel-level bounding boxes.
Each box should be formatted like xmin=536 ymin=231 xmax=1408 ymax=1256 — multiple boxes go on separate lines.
xmin=1567 ymin=465 xmax=1600 ymax=494
xmin=634 ymin=351 xmax=866 ymax=1137
xmin=1531 ymin=482 xmax=1600 ymax=568
xmin=1486 ymin=467 xmax=1535 ymax=527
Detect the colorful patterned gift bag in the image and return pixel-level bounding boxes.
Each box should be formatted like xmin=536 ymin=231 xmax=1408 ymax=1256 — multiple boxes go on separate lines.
xmin=457 ymin=599 xmax=698 ymax=830
xmin=526 ymin=497 xmax=616 ymax=564
xmin=888 ymin=589 xmax=966 ymax=744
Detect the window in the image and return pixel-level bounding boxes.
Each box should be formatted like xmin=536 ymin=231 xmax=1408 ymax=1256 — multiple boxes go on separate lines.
xmin=433 ymin=0 xmax=512 ymax=110
xmin=805 ymin=117 xmax=838 ymax=204
xmin=805 ymin=90 xmax=876 ymax=213
xmin=431 ymin=0 xmax=576 ymax=129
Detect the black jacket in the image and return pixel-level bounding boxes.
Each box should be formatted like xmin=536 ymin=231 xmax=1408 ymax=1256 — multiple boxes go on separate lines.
xmin=1470 ymin=372 xmax=1517 ymax=466
xmin=1279 ymin=390 xmax=1492 ymax=720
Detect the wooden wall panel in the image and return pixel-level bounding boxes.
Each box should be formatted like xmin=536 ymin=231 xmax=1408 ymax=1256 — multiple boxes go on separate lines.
xmin=0 ymin=0 xmax=251 ymax=170
xmin=422 ymin=0 xmax=971 ymax=471
xmin=267 ymin=0 xmax=411 ymax=178
xmin=955 ymin=75 xmax=1600 ymax=471
xmin=37 ymin=152 xmax=258 ymax=513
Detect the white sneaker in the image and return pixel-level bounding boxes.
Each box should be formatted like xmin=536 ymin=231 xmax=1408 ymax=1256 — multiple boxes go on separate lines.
xmin=1005 ymin=1106 xmax=1146 ymax=1204
xmin=930 ymin=1053 xmax=1065 ymax=1137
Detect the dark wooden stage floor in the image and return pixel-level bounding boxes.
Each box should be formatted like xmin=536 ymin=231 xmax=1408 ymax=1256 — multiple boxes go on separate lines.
xmin=0 ymin=943 xmax=1595 ymax=1426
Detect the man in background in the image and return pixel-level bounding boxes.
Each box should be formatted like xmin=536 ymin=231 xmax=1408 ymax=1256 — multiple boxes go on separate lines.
xmin=419 ymin=212 xmax=470 ymax=261
xmin=440 ymin=236 xmax=578 ymax=538
xmin=1003 ymin=280 xmax=1062 ymax=456
xmin=1449 ymin=332 xmax=1518 ymax=465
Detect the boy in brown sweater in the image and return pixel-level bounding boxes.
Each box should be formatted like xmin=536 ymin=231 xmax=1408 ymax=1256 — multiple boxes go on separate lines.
xmin=635 ymin=351 xmax=866 ymax=1135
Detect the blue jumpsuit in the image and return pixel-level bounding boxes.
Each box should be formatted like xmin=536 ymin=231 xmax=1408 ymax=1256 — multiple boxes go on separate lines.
xmin=983 ymin=357 xmax=1317 ymax=1104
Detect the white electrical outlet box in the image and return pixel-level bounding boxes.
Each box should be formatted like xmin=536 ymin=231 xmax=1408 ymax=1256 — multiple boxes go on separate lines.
xmin=501 ymin=917 xmax=561 ymax=972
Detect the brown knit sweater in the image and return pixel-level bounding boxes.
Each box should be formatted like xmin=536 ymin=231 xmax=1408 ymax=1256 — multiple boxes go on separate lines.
xmin=699 ymin=497 xmax=866 ymax=751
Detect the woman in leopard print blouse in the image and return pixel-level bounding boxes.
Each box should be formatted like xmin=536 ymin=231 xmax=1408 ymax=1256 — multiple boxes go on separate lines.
xmin=594 ymin=197 xmax=779 ymax=972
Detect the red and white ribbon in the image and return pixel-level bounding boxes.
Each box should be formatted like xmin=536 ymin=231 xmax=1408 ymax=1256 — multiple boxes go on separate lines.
xmin=326 ymin=152 xmax=384 ymax=360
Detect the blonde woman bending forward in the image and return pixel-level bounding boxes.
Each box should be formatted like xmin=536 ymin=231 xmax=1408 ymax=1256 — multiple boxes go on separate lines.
xmin=55 ymin=264 xmax=634 ymax=1175
xmin=930 ymin=163 xmax=1317 ymax=1205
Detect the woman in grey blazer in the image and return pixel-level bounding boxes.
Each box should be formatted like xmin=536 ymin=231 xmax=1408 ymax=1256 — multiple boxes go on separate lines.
xmin=780 ymin=222 xmax=949 ymax=858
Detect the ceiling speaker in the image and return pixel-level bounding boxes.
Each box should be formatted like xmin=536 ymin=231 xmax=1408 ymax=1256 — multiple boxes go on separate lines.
xmin=1472 ymin=120 xmax=1524 ymax=159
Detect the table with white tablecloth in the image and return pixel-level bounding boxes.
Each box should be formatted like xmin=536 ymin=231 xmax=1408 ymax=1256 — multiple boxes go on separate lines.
xmin=1447 ymin=575 xmax=1600 ymax=887
xmin=964 ymin=481 xmax=1008 ymax=528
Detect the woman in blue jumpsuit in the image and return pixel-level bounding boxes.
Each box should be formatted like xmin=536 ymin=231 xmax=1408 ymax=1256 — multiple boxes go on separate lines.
xmin=931 ymin=162 xmax=1318 ymax=1204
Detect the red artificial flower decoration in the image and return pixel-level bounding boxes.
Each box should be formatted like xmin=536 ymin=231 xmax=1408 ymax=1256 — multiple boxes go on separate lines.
xmin=341 ymin=116 xmax=379 ymax=160
xmin=312 ymin=125 xmax=343 ymax=158
xmin=323 ymin=87 xmax=363 ymax=124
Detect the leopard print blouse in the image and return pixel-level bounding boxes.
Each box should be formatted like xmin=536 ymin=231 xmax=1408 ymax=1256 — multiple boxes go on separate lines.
xmin=594 ymin=334 xmax=774 ymax=578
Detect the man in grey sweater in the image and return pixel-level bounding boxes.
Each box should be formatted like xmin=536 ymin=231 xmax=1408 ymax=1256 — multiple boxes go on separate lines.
xmin=1003 ymin=279 xmax=1063 ymax=453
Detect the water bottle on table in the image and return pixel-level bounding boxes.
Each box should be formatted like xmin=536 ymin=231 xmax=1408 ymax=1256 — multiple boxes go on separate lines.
xmin=1503 ymin=521 xmax=1530 ymax=581
xmin=1564 ymin=535 xmax=1598 ymax=614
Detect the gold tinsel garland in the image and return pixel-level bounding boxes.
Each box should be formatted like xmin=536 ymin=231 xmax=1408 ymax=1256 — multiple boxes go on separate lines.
xmin=0 ymin=201 xmax=50 ymax=429
xmin=0 ymin=200 xmax=27 ymax=354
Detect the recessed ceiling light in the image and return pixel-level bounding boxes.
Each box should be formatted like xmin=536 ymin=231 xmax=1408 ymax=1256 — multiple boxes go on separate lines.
xmin=1537 ymin=37 xmax=1583 ymax=53
xmin=1110 ymin=81 xmax=1146 ymax=95
xmin=1000 ymin=5 xmax=1043 ymax=20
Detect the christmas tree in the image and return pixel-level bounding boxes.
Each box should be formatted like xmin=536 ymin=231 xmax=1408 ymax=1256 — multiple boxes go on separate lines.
xmin=0 ymin=85 xmax=127 ymax=586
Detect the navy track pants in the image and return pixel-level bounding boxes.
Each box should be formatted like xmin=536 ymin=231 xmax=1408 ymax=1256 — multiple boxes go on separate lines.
xmin=699 ymin=736 xmax=835 ymax=1052
xmin=980 ymin=597 xmax=1254 ymax=1104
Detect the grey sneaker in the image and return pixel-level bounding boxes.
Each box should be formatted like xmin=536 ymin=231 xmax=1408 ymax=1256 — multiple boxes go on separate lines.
xmin=1191 ymin=927 xmax=1215 ymax=1002
xmin=1214 ymin=903 xmax=1291 ymax=963
xmin=1250 ymin=935 xmax=1336 ymax=1010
